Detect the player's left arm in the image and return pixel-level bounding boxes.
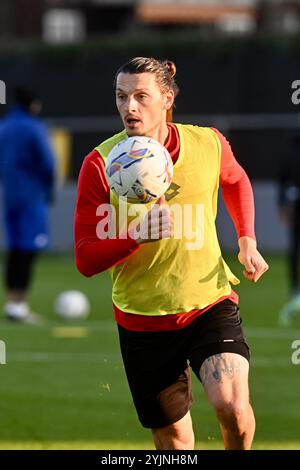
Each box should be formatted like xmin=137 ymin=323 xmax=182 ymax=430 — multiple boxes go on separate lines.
xmin=212 ymin=128 xmax=269 ymax=283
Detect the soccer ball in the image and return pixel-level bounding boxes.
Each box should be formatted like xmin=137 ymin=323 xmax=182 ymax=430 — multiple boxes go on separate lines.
xmin=105 ymin=136 xmax=173 ymax=203
xmin=54 ymin=291 xmax=90 ymax=320
xmin=279 ymin=293 xmax=300 ymax=326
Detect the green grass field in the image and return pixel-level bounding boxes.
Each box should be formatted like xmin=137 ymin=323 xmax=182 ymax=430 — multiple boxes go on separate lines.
xmin=0 ymin=253 xmax=300 ymax=450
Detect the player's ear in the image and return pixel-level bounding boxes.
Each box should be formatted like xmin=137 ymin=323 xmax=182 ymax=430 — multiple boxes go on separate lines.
xmin=164 ymin=90 xmax=174 ymax=110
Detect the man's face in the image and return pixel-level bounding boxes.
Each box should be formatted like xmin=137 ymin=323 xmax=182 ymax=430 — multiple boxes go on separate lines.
xmin=116 ymin=72 xmax=173 ymax=139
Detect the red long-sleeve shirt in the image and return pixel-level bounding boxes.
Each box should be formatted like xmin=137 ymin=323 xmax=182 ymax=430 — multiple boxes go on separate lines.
xmin=74 ymin=124 xmax=255 ymax=331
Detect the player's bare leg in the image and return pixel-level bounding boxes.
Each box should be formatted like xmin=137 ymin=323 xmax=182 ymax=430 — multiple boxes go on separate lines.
xmin=200 ymin=352 xmax=255 ymax=450
xmin=151 ymin=411 xmax=195 ymax=450
xmin=7 ymin=289 xmax=27 ymax=303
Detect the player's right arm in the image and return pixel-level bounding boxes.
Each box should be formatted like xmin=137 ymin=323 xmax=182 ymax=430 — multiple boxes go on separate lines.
xmin=74 ymin=150 xmax=172 ymax=277
xmin=74 ymin=150 xmax=140 ymax=277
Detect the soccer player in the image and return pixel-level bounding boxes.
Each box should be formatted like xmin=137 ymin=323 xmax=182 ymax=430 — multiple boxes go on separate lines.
xmin=74 ymin=57 xmax=269 ymax=450
xmin=0 ymin=87 xmax=56 ymax=322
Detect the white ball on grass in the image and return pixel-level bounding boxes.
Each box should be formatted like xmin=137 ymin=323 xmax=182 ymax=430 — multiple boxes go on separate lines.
xmin=54 ymin=290 xmax=90 ymax=320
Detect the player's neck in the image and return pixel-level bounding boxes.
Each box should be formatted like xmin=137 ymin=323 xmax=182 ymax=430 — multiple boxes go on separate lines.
xmin=152 ymin=122 xmax=169 ymax=146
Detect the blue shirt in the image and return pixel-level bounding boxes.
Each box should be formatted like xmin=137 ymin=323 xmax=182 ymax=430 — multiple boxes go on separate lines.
xmin=0 ymin=106 xmax=56 ymax=249
xmin=0 ymin=106 xmax=55 ymax=210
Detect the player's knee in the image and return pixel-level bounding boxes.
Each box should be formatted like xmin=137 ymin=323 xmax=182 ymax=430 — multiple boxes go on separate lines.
xmin=215 ymin=401 xmax=249 ymax=428
xmin=152 ymin=422 xmax=194 ymax=450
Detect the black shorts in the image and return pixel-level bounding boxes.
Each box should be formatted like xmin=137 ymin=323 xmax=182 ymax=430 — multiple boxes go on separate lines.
xmin=118 ymin=299 xmax=250 ymax=429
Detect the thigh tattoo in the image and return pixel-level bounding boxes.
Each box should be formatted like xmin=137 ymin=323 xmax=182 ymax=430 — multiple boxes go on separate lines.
xmin=200 ymin=353 xmax=243 ymax=385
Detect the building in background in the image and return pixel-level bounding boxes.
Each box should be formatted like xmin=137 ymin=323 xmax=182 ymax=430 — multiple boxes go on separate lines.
xmin=1 ymin=1 xmax=300 ymax=43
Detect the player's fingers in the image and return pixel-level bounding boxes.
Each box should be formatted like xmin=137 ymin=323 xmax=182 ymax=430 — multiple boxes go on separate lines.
xmin=149 ymin=203 xmax=160 ymax=218
xmin=252 ymin=260 xmax=269 ymax=282
xmin=150 ymin=204 xmax=170 ymax=224
xmin=159 ymin=205 xmax=171 ymax=216
xmin=238 ymin=252 xmax=254 ymax=272
xmin=243 ymin=258 xmax=256 ymax=274
xmin=244 ymin=259 xmax=269 ymax=283
xmin=160 ymin=227 xmax=173 ymax=239
xmin=149 ymin=216 xmax=171 ymax=233
xmin=246 ymin=258 xmax=256 ymax=273
xmin=243 ymin=270 xmax=256 ymax=282
xmin=258 ymin=254 xmax=269 ymax=272
xmin=161 ymin=223 xmax=172 ymax=234
xmin=157 ymin=195 xmax=166 ymax=205
xmin=159 ymin=213 xmax=172 ymax=224
xmin=158 ymin=209 xmax=172 ymax=227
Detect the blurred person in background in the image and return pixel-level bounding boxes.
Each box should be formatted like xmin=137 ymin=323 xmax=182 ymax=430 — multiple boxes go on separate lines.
xmin=0 ymin=86 xmax=56 ymax=322
xmin=75 ymin=57 xmax=269 ymax=450
xmin=278 ymin=136 xmax=300 ymax=325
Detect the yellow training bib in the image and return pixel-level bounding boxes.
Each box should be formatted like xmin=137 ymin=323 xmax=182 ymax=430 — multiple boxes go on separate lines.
xmin=96 ymin=124 xmax=239 ymax=315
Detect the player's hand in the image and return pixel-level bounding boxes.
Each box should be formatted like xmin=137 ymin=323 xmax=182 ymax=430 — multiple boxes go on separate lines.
xmin=135 ymin=195 xmax=173 ymax=244
xmin=238 ymin=236 xmax=269 ymax=282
